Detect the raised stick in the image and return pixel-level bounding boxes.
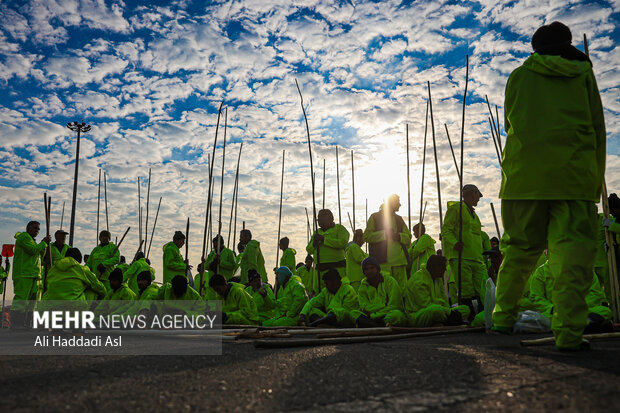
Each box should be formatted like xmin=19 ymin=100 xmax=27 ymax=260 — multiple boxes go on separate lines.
xmin=216 ymin=107 xmax=228 ymax=275
xmin=457 ymin=56 xmax=470 ymax=306
xmin=60 ymin=201 xmax=65 ymax=230
xmin=336 ymin=147 xmax=342 ymax=224
xmin=322 ymin=158 xmax=326 ymax=210
xmin=146 ymin=197 xmax=162 ymax=260
xmin=406 ymin=124 xmax=411 ymax=230
xmin=228 ymin=143 xmax=243 ymax=247
xmin=444 ymin=124 xmax=461 ymax=180
xmin=351 ymin=150 xmax=356 ymax=230
xmin=137 ymin=177 xmax=142 ymax=248
xmin=490 ymin=202 xmax=501 ymax=240
xmin=145 ymin=168 xmax=151 ymax=252
xmin=275 ymin=150 xmax=285 ymax=269
xmin=97 ymin=169 xmax=101 ymax=245
xmin=104 ymin=172 xmax=109 ymax=233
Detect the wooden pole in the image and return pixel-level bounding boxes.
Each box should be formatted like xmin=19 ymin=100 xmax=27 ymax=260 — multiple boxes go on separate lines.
xmin=137 ymin=177 xmax=142 ymax=247
xmin=347 ymin=212 xmax=354 ymax=233
xmin=295 ymin=79 xmax=321 ymax=292
xmin=322 ymin=158 xmax=326 ymax=210
xmin=444 ymin=124 xmax=461 ymax=180
xmin=43 ymin=194 xmax=51 ymax=292
xmin=60 ymin=201 xmax=65 ymax=230
xmin=111 ymin=227 xmax=131 ymax=257
xmin=457 ymin=56 xmax=469 ymax=307
xmin=228 ymin=143 xmax=243 ymax=247
xmin=185 ymin=217 xmax=190 ymax=262
xmin=351 ymin=150 xmax=356 ymax=230
xmin=336 ymin=147 xmax=342 ymax=225
xmin=305 ymin=207 xmax=311 ymax=244
xmin=495 ymin=105 xmax=503 ymax=154
xmin=406 ymin=124 xmax=411 ymax=230
xmin=427 ymin=83 xmax=442 ymax=230
xmin=96 ymin=169 xmax=101 ymax=245
xmin=488 ymin=117 xmax=503 ymax=168
xmin=146 ymin=197 xmax=162 ymax=260
xmin=232 ymin=171 xmax=240 ymax=254
xmin=521 ymin=332 xmax=620 ymax=347
xmin=365 ymin=198 xmax=368 ymax=253
xmin=104 ymin=172 xmax=109 ymax=233
xmin=490 ymin=202 xmax=501 ymax=240
xmin=216 ymin=107 xmax=228 ymax=274
xmin=275 ymin=150 xmax=285 ymax=269
xmin=145 ymin=168 xmax=151 ymax=253
xmin=199 ymin=102 xmax=223 ymax=296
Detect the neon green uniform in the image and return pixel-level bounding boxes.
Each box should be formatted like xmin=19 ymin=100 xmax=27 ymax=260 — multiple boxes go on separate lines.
xmin=263 ymin=277 xmax=308 ymax=326
xmin=246 ymin=284 xmax=277 ymax=322
xmin=94 ymin=283 xmax=137 ymax=317
xmin=123 ymin=258 xmax=155 ymax=294
xmin=358 ymin=274 xmax=406 ymax=326
xmin=42 ymin=257 xmax=107 ymax=301
xmin=442 ymin=201 xmax=486 ymax=300
xmin=205 ymin=247 xmax=238 ymax=280
xmin=594 ymin=214 xmax=619 ymax=303
xmin=154 ymin=283 xmax=205 ymax=317
xmin=296 ymin=265 xmax=317 ymax=296
xmin=12 ymin=232 xmax=46 ymax=310
xmin=363 ymin=209 xmax=411 ymax=289
xmin=50 ymin=243 xmax=70 ymax=266
xmin=345 ymin=242 xmax=368 ymax=291
xmin=116 ymin=263 xmax=130 ymax=274
xmin=408 ymin=234 xmax=436 ymax=272
xmin=0 ymin=265 xmax=8 ymax=294
xmin=86 ymin=243 xmax=120 ymax=289
xmin=404 ymin=267 xmax=470 ymax=327
xmin=162 ymin=242 xmax=186 ymax=284
xmin=280 ymin=248 xmax=297 ymax=273
xmin=306 ymin=224 xmax=350 ymax=290
xmin=195 ymin=271 xmax=218 ymax=300
xmin=137 ymin=284 xmax=160 ymax=300
xmin=217 ymin=282 xmax=259 ymax=325
xmin=493 ymin=52 xmax=606 ymax=348
xmin=239 ymin=240 xmax=267 ymax=284
xmin=300 ymin=278 xmax=360 ymax=326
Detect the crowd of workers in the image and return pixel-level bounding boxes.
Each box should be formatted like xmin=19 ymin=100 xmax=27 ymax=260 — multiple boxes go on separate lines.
xmin=1 ymin=21 xmax=617 ymax=351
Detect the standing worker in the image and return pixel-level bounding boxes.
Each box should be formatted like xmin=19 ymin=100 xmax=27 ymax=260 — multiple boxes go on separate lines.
xmin=162 ymin=231 xmax=191 ymax=284
xmin=492 ymin=22 xmax=606 ymax=351
xmin=238 ymin=229 xmax=267 ymax=284
xmin=50 ymin=230 xmax=71 ymax=266
xmin=86 ymin=230 xmax=120 ymax=291
xmin=364 ymin=194 xmax=411 ymax=289
xmin=307 ymin=209 xmax=350 ymax=283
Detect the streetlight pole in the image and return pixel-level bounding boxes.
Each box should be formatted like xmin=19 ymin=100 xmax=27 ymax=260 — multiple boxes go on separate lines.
xmin=66 ymin=121 xmax=91 ymax=246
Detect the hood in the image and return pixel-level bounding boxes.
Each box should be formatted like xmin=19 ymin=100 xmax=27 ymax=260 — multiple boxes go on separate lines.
xmin=162 ymin=241 xmax=176 ymax=252
xmin=55 ymin=257 xmax=80 ymax=271
xmin=14 ymin=232 xmax=21 ymax=239
xmin=523 ymin=53 xmax=591 ymax=78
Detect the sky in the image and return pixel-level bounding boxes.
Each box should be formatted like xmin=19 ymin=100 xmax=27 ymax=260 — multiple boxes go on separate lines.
xmin=0 ymin=0 xmax=619 ymax=288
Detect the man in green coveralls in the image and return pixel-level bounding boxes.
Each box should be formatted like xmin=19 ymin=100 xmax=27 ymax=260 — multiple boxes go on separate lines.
xmin=162 ymin=231 xmax=190 ymax=284
xmin=87 ymin=230 xmax=120 ymax=291
xmin=209 ymin=274 xmax=259 ymax=325
xmin=43 ymin=248 xmax=107 ymax=301
xmin=346 ymin=229 xmax=368 ymax=291
xmin=238 ymin=229 xmax=267 ymax=284
xmin=50 ymin=230 xmax=71 ymax=265
xmin=492 ymin=22 xmax=606 ymax=351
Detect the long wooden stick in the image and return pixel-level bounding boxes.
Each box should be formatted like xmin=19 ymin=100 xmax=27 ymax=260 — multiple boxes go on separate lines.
xmin=104 ymin=172 xmax=109 ymax=233
xmin=495 ymin=105 xmax=503 ymax=153
xmin=305 ymin=207 xmax=311 ymax=244
xmin=43 ymin=194 xmax=51 ymax=292
xmin=216 ymin=107 xmax=228 ymax=274
xmin=488 ymin=117 xmax=503 ymax=168
xmin=275 ymin=150 xmax=285 ymax=269
xmin=145 ymin=168 xmax=151 ymax=253
xmin=146 ymin=197 xmax=162 ymax=260
xmin=322 ymin=158 xmax=326 ymax=210
xmin=428 ymin=83 xmax=442 ymax=231
xmin=185 ymin=217 xmax=190 ymax=262
xmin=228 ymin=143 xmax=243 ymax=247
xmin=406 ymin=124 xmax=411 ymax=230
xmin=97 ymin=169 xmax=101 ymax=245
xmin=351 ymin=150 xmax=356 ymax=230
xmin=137 ymin=177 xmax=142 ymax=247
xmin=457 ymin=56 xmax=469 ymax=307
xmin=485 ymin=95 xmax=502 ymax=153
xmin=490 ymin=202 xmax=501 ymax=240
xmin=336 ymin=147 xmax=342 ymax=224
xmin=347 ymin=212 xmax=354 ymax=233
xmin=295 ymin=79 xmax=321 ymax=292
xmin=444 ymin=124 xmax=461 ymax=180
xmin=60 ymin=201 xmax=65 ymax=230
xmin=232 ymin=155 xmax=240 ymax=255
xmin=111 ymin=226 xmax=131 ymax=257
xmin=521 ymin=332 xmax=620 ymax=347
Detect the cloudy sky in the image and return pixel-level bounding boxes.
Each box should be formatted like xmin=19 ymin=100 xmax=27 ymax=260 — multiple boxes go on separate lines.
xmin=1 ymin=0 xmax=618 ymax=286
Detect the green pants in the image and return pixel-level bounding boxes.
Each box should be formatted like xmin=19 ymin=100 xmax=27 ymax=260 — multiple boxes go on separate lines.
xmin=406 ymin=304 xmax=470 ymax=327
xmin=493 ymin=200 xmax=597 ymax=348
xmin=593 ymin=266 xmax=612 ymax=304
xmin=448 ymin=259 xmax=486 ymax=300
xmin=262 ymin=315 xmax=299 ymax=327
xmin=384 ymin=265 xmax=408 ymax=290
xmin=11 ymin=277 xmax=38 ymax=313
xmin=306 ymin=307 xmax=356 ymax=327
xmin=373 ymin=309 xmax=407 ymax=326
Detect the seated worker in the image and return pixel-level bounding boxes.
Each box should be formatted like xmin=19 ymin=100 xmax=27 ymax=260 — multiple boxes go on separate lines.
xmin=296 ymin=255 xmax=317 ymax=296
xmin=95 ymin=268 xmax=137 ymax=317
xmin=136 ymin=271 xmax=160 ymax=300
xmin=262 ymin=266 xmax=308 ymax=327
xmin=42 ymin=247 xmax=107 ymax=301
xmin=356 ymin=257 xmax=406 ymax=327
xmin=530 ymin=260 xmax=613 ymax=334
xmin=155 ymin=275 xmax=205 ymax=317
xmin=345 ymin=229 xmax=368 ymax=291
xmin=298 ymin=269 xmax=360 ymax=327
xmin=123 ymin=251 xmax=156 ymax=294
xmin=195 ymin=262 xmax=218 ymax=300
xmin=209 ymin=274 xmax=259 ymax=325
xmin=408 ymin=223 xmax=436 ymax=273
xmin=405 ymin=255 xmax=470 ymax=327
xmin=245 ymin=270 xmax=276 ymax=323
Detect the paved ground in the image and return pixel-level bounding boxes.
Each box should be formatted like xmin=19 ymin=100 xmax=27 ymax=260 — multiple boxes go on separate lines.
xmin=1 ymin=330 xmax=619 ymax=412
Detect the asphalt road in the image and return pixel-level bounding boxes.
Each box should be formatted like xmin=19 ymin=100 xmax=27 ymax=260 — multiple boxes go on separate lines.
xmin=1 ymin=330 xmax=619 ymax=412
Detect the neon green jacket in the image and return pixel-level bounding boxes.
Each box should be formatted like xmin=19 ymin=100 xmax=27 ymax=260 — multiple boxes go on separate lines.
xmin=103 ymin=284 xmax=136 ymax=301
xmin=218 ymin=282 xmax=259 ymax=324
xmin=205 ymin=247 xmax=237 ymax=279
xmin=296 ymin=265 xmax=316 ymax=295
xmin=280 ymin=248 xmax=297 ymax=273
xmin=42 ymin=257 xmax=107 ymax=300
xmin=12 ymin=232 xmax=46 ymax=279
xmin=50 ymin=243 xmax=70 ymax=266
xmin=441 ymin=201 xmax=483 ymax=262
xmin=116 ymin=263 xmax=130 ymax=274
xmin=194 ymin=271 xmax=218 ymax=300
xmin=595 ymin=214 xmax=619 ymax=269
xmin=86 ymin=243 xmax=120 ymax=282
xmin=501 ymin=53 xmax=605 ymax=201
xmin=123 ymin=258 xmax=156 ymax=294
xmin=155 ymin=283 xmax=202 ymax=301
xmin=301 ymin=277 xmax=359 ymax=322
xmin=363 ymin=211 xmax=411 ymax=266
xmin=240 ymin=240 xmax=267 ymax=284
xmin=404 ymin=268 xmax=448 ymax=314
xmin=306 ymin=224 xmax=350 ymax=266
xmin=137 ymin=283 xmax=160 ymax=300
xmin=345 ymin=242 xmax=368 ymax=288
xmin=273 ymin=277 xmax=308 ymax=319
xmin=358 ymin=274 xmax=404 ymax=318
xmin=162 ymin=242 xmax=186 ymax=284
xmin=408 ymin=234 xmax=436 ymax=271
xmin=246 ymin=284 xmax=277 ymax=319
